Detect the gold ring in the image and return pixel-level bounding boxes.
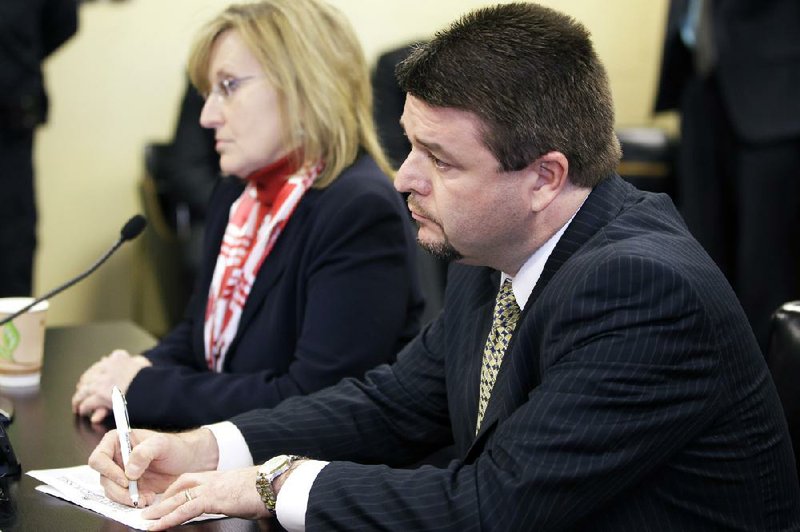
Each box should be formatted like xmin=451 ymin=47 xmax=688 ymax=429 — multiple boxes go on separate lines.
xmin=184 ymin=489 xmax=193 ymax=502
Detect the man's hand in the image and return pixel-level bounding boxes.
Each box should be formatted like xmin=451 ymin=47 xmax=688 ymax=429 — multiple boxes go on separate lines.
xmin=72 ymin=349 xmax=152 ymax=423
xmin=88 ymin=428 xmax=220 ymax=508
xmin=141 ymin=467 xmax=268 ymax=530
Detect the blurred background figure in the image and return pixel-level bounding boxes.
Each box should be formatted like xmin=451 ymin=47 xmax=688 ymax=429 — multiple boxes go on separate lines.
xmin=139 ymin=81 xmax=221 ymax=329
xmin=157 ymin=82 xmax=219 ymax=277
xmin=372 ymin=42 xmax=448 ymax=325
xmin=0 ymin=0 xmax=78 ymax=297
xmin=71 ymin=0 xmax=424 ymax=429
xmin=655 ymin=0 xmax=800 ymax=349
xmin=372 ymin=43 xmax=417 ymax=170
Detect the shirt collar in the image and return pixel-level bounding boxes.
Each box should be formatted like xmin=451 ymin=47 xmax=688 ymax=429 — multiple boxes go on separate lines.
xmin=501 ymin=201 xmax=585 ymax=310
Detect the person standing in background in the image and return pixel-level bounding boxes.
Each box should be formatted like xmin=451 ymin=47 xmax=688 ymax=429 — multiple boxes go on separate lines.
xmin=0 ymin=0 xmax=78 ymax=297
xmin=655 ymin=0 xmax=800 ymax=349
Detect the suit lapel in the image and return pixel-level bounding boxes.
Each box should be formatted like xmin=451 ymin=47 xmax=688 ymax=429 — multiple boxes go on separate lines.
xmin=192 ymin=180 xmax=242 ymax=364
xmin=527 ymin=174 xmax=629 ymax=307
xmin=224 ymin=248 xmax=288 ymax=358
xmin=215 ymin=191 xmax=317 ymax=364
xmin=468 ymin=175 xmax=631 ymax=452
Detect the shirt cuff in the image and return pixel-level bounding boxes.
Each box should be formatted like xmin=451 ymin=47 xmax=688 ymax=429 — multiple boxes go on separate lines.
xmin=203 ymin=421 xmax=253 ymax=470
xmin=275 ymin=460 xmax=329 ymax=532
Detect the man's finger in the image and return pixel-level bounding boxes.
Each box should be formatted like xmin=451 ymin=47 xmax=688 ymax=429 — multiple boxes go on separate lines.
xmin=126 ymin=432 xmax=167 ymax=479
xmin=144 ymin=490 xmax=203 ymax=530
xmin=99 ymin=473 xmax=136 ymax=506
xmin=141 ymin=489 xmax=184 ymax=519
xmin=88 ymin=432 xmax=127 ymax=487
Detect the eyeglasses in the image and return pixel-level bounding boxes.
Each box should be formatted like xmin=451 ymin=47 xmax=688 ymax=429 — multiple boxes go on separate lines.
xmin=205 ymin=75 xmax=260 ymax=100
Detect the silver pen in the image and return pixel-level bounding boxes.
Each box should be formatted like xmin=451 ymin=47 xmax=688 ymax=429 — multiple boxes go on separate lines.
xmin=111 ymin=386 xmax=140 ymax=507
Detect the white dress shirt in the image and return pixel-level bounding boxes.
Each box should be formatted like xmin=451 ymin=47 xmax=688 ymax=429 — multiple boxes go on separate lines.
xmin=208 ymin=209 xmax=579 ymax=531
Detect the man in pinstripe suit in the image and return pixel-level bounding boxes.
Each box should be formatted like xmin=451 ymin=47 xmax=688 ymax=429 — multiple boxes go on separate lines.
xmin=91 ymin=3 xmax=800 ymax=530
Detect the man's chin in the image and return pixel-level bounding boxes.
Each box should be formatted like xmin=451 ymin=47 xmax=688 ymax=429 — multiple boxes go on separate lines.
xmin=418 ymin=238 xmax=463 ymax=262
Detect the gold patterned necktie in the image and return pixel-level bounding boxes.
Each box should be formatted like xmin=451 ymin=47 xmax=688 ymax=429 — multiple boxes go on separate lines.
xmin=476 ymin=278 xmax=521 ymax=433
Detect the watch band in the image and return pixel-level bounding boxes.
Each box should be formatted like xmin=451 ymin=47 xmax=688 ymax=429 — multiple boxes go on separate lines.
xmin=256 ymin=454 xmax=301 ymax=513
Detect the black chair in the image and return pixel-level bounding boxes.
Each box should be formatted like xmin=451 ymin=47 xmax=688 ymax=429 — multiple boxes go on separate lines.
xmin=372 ymin=44 xmax=449 ymax=326
xmin=135 ymin=143 xmax=195 ymax=335
xmin=765 ymin=301 xmax=800 ymax=479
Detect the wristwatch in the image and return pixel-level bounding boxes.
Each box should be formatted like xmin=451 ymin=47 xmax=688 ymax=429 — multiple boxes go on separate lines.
xmin=256 ymin=454 xmax=300 ymax=513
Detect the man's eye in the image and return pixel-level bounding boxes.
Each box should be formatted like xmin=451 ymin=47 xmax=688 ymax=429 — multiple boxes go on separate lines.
xmin=428 ymin=153 xmax=449 ymax=169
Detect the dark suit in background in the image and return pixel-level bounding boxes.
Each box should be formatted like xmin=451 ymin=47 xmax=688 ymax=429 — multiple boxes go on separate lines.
xmin=655 ymin=0 xmax=800 ymax=348
xmin=232 ymin=175 xmax=800 ymax=530
xmin=126 ymin=155 xmax=424 ymax=428
xmin=0 ymin=0 xmax=78 ymax=296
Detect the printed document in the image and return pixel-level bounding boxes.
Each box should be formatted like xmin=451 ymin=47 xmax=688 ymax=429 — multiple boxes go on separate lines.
xmin=28 ymin=465 xmax=224 ymax=530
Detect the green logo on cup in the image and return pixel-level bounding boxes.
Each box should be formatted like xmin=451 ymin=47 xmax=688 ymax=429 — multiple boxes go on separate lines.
xmin=0 ymin=322 xmax=21 ymax=361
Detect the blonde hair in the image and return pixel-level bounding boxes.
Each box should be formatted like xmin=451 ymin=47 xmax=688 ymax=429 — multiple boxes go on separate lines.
xmin=188 ymin=0 xmax=392 ymax=187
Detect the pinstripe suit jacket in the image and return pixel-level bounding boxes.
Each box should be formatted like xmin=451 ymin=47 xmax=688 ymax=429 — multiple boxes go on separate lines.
xmin=232 ymin=175 xmax=800 ymax=530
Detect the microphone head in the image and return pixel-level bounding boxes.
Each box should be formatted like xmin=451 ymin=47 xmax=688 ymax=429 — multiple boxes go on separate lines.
xmin=120 ymin=215 xmax=147 ymax=241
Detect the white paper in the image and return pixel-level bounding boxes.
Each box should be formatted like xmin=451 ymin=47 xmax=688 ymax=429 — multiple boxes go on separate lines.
xmin=28 ymin=465 xmax=225 ymax=530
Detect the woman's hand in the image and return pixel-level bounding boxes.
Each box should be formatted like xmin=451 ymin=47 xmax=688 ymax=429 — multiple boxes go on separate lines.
xmin=72 ymin=349 xmax=152 ymax=423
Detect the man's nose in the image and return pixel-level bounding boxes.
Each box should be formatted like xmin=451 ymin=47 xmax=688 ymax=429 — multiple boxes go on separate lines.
xmin=395 ymin=150 xmax=431 ymax=196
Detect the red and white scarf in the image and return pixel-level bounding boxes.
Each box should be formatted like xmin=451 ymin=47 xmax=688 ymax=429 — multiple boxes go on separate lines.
xmin=203 ymin=157 xmax=324 ymax=371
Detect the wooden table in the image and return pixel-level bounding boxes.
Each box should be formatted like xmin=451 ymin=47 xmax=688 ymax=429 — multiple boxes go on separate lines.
xmin=0 ymin=321 xmax=269 ymax=531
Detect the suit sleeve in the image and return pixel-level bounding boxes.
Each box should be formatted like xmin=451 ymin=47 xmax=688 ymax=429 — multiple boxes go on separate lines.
xmin=127 ymin=180 xmax=421 ymax=428
xmin=230 ymin=310 xmax=452 ymax=466
xmin=247 ymin=254 xmax=725 ymax=530
xmin=139 ymin=289 xmax=206 ymax=369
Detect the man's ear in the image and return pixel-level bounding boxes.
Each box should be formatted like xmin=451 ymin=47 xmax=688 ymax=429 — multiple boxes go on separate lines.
xmin=527 ymin=151 xmax=569 ymax=212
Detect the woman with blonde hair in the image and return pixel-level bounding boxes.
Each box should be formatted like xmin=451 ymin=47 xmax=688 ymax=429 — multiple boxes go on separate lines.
xmin=72 ymin=0 xmax=423 ymax=428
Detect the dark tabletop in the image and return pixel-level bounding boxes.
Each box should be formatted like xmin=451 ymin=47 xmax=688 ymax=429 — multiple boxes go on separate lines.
xmin=0 ymin=321 xmax=270 ymax=532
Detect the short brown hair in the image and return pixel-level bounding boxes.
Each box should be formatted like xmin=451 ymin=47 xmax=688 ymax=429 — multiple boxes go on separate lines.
xmin=396 ymin=2 xmax=621 ymax=187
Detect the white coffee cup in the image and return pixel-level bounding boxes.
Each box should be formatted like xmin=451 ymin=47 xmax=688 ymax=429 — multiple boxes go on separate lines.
xmin=0 ymin=297 xmax=49 ymax=388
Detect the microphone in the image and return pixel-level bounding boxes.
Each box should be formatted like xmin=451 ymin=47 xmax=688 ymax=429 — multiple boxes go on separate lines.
xmin=0 ymin=215 xmax=148 ymax=328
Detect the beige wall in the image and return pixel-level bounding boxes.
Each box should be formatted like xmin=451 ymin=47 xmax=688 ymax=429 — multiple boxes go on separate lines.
xmin=35 ymin=0 xmax=671 ymax=327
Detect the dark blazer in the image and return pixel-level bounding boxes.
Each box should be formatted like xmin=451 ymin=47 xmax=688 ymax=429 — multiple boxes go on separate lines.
xmin=232 ymin=175 xmax=800 ymax=530
xmin=127 ymin=155 xmax=424 ymax=428
xmin=654 ymin=0 xmax=800 ymax=143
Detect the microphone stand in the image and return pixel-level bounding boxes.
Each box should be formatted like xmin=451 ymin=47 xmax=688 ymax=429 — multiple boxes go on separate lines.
xmin=0 ymin=215 xmax=147 ymax=328
xmin=0 ymin=215 xmax=147 ymax=478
